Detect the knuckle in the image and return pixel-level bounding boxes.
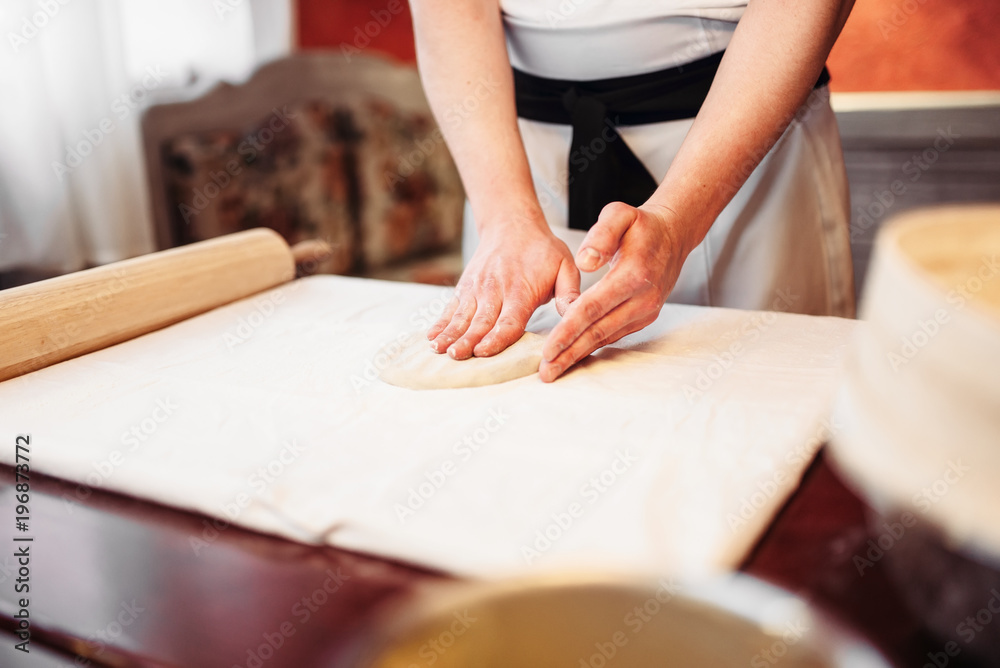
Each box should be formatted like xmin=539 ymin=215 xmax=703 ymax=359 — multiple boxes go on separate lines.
xmin=588 ymin=325 xmax=608 ymax=348
xmin=441 ymin=320 xmax=467 ymax=337
xmin=471 ymin=308 xmax=496 ymax=326
xmin=600 ymin=201 xmax=631 ymax=220
xmin=473 ymin=321 xmax=493 ymax=337
xmin=495 ymin=316 xmax=524 ymax=331
xmin=455 ymin=305 xmax=476 ymax=323
xmin=582 ymin=299 xmax=604 ymax=323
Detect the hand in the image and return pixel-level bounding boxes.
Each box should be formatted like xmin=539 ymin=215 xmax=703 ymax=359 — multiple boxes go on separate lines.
xmin=539 ymin=202 xmax=691 ymax=382
xmin=428 ymin=213 xmax=581 ymax=359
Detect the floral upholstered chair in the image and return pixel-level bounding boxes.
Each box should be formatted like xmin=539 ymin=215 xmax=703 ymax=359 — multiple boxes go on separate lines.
xmin=142 ymin=54 xmax=464 ymax=284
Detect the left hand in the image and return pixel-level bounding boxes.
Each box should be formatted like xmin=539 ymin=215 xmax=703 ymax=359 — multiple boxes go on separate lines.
xmin=539 ymin=201 xmax=693 ymax=382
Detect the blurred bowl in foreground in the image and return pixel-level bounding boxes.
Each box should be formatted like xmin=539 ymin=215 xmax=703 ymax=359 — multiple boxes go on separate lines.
xmin=340 ymin=573 xmax=888 ymax=668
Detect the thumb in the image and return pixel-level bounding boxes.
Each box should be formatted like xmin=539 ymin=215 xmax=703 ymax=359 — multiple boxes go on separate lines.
xmin=554 ymin=257 xmax=581 ymax=316
xmin=576 ymin=201 xmax=637 ymax=272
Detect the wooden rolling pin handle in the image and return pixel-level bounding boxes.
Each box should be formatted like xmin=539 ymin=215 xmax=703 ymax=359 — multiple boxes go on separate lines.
xmin=0 ymin=228 xmax=296 ymax=383
xmin=290 ymin=239 xmax=334 ymax=277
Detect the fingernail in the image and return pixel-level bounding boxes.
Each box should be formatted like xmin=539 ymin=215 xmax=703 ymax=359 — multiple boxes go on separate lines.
xmin=547 ymin=364 xmax=563 ymax=380
xmin=448 ymin=346 xmax=458 ymax=359
xmin=578 ymin=247 xmax=600 ymax=268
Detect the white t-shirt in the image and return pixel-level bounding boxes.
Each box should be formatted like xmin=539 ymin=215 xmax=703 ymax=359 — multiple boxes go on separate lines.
xmin=500 ymin=0 xmax=746 ymax=80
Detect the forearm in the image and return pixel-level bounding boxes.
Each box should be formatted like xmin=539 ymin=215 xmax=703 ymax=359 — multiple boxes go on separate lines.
xmin=409 ymin=0 xmax=543 ymax=234
xmin=647 ymin=0 xmax=854 ymax=255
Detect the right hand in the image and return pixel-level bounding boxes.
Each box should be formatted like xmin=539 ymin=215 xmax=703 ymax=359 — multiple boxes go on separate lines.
xmin=428 ymin=212 xmax=580 ymax=359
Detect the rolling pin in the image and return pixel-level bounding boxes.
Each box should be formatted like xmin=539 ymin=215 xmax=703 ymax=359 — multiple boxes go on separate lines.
xmin=0 ymin=228 xmax=332 ymax=383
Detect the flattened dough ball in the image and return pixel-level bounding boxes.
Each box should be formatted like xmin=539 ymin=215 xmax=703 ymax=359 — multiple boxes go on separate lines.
xmin=380 ymin=332 xmax=547 ymax=390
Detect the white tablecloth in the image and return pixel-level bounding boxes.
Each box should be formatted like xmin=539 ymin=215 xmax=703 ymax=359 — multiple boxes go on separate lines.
xmin=0 ymin=275 xmax=857 ymax=578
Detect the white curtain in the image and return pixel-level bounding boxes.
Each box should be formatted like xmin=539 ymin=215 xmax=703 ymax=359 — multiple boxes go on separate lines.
xmin=0 ymin=0 xmax=291 ymax=275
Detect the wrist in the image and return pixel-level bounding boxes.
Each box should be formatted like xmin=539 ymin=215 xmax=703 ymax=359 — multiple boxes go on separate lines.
xmin=641 ymin=201 xmax=703 ymax=261
xmin=473 ymin=199 xmax=550 ymax=240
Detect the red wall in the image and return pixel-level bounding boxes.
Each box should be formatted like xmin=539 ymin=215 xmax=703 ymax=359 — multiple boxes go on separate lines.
xmin=827 ymin=0 xmax=1000 ymax=91
xmin=297 ymin=0 xmax=1000 ymax=91
xmin=298 ymin=0 xmax=415 ymax=63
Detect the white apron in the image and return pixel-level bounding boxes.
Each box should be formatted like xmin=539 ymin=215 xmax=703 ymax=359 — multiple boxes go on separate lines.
xmin=463 ymin=1 xmax=855 ymax=318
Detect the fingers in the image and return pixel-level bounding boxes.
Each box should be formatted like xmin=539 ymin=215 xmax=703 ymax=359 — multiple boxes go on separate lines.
xmin=539 ymin=302 xmax=656 ymax=383
xmin=429 ymin=294 xmax=478 ymax=353
xmin=541 ymin=269 xmax=634 ymax=364
xmin=427 ymin=228 xmax=584 ymax=358
xmin=448 ymin=291 xmax=502 ymax=360
xmin=553 ymin=257 xmax=581 ymax=316
xmin=427 ymin=296 xmax=460 ymax=341
xmin=576 ymin=202 xmax=637 ymax=272
xmin=473 ymin=298 xmax=534 ymax=357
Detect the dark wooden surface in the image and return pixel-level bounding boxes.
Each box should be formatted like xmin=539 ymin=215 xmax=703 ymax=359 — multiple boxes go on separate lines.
xmin=0 ymin=450 xmax=969 ymax=667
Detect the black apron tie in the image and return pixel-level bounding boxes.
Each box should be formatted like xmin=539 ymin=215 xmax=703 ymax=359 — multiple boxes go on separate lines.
xmin=513 ymin=52 xmax=831 ymax=230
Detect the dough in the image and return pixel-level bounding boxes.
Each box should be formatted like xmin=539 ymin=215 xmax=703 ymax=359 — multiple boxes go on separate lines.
xmin=380 ymin=332 xmax=547 ymax=390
